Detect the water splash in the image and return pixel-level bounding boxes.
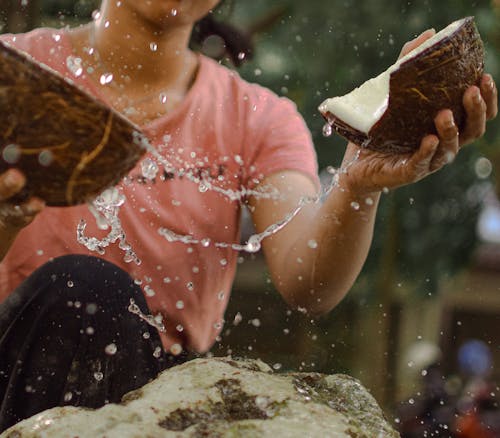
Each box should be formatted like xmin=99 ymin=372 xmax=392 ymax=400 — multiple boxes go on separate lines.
xmin=128 ymin=298 xmax=166 ymax=332
xmin=77 ymin=187 xmax=141 ymax=265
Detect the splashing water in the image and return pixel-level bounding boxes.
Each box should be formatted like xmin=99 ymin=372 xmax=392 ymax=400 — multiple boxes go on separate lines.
xmin=128 ymin=298 xmax=166 ymax=332
xmin=78 ymin=130 xmax=362 ymax=275
xmin=77 ymin=187 xmax=141 ymax=265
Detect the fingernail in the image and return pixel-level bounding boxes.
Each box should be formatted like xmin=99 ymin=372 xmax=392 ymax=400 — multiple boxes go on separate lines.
xmin=445 ymin=117 xmax=455 ymax=129
xmin=487 ymin=75 xmax=495 ymax=91
xmin=4 ymin=170 xmax=20 ymax=188
xmin=473 ymin=89 xmax=482 ymax=104
xmin=30 ymin=198 xmax=45 ymax=211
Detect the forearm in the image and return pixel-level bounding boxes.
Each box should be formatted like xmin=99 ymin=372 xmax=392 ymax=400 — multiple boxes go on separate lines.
xmin=269 ymin=184 xmax=380 ymax=315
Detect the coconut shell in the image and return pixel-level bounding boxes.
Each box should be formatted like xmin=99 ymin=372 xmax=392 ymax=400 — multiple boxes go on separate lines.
xmin=321 ymin=17 xmax=485 ymax=154
xmin=0 ymin=40 xmax=145 ymax=206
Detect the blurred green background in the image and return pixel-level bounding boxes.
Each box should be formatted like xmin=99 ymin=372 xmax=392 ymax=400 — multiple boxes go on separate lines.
xmin=1 ymin=0 xmax=499 ymax=433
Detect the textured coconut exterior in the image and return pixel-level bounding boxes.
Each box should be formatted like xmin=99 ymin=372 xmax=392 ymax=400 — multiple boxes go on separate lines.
xmin=0 ymin=357 xmax=400 ymax=438
xmin=322 ymin=17 xmax=484 ymax=154
xmin=0 ymin=41 xmax=144 ymax=206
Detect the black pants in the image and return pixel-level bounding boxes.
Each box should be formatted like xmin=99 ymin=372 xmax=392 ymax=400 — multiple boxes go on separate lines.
xmin=0 ymin=255 xmax=187 ymax=433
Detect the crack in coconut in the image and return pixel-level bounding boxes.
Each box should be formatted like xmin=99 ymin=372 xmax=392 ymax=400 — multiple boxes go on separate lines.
xmin=318 ymin=17 xmax=484 ymax=153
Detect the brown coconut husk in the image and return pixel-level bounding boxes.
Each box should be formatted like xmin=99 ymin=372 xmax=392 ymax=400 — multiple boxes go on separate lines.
xmin=0 ymin=40 xmax=145 ymax=206
xmin=321 ymin=16 xmax=485 ymax=154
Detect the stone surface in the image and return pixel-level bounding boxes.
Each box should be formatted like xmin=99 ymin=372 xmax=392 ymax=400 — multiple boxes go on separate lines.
xmin=1 ymin=357 xmax=400 ymax=437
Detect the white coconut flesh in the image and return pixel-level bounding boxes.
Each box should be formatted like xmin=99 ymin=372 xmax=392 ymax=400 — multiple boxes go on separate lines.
xmin=319 ymin=18 xmax=464 ymax=134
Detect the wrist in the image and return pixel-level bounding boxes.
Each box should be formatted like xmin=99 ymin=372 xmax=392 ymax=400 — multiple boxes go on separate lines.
xmin=335 ymin=171 xmax=381 ymax=207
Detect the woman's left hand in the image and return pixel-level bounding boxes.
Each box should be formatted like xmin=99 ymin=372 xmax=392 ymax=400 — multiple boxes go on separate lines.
xmin=338 ymin=31 xmax=498 ymax=197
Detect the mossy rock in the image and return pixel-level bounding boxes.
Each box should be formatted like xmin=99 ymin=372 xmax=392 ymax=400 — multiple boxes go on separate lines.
xmin=1 ymin=357 xmax=400 ymax=437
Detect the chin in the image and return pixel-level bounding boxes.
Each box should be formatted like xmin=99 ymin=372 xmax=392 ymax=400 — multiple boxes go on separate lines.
xmin=129 ymin=0 xmax=220 ymax=27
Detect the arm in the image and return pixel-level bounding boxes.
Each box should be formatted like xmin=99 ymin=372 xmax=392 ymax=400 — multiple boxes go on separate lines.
xmin=249 ymin=33 xmax=498 ymax=316
xmin=0 ymin=169 xmax=45 ymax=261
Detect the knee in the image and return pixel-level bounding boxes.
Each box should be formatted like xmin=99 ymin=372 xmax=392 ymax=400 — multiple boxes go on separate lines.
xmin=19 ymin=255 xmax=144 ymax=311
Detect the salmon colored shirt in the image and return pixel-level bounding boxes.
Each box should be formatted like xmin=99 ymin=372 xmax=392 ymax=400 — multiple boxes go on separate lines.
xmin=0 ymin=28 xmax=318 ymax=353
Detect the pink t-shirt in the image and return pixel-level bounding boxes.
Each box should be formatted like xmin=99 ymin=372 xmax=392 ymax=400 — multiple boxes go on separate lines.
xmin=0 ymin=28 xmax=318 ymax=353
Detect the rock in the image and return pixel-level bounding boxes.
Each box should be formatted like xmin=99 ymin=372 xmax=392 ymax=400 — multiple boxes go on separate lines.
xmin=1 ymin=357 xmax=400 ymax=437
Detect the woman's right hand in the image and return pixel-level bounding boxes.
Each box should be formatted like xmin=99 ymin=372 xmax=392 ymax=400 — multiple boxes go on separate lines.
xmin=0 ymin=169 xmax=45 ymax=232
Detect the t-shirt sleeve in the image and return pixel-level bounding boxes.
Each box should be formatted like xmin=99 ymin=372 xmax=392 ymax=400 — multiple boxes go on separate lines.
xmin=241 ymin=84 xmax=320 ymax=190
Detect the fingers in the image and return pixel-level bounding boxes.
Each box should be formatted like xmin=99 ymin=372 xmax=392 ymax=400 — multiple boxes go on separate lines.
xmin=460 ymin=85 xmax=487 ymax=146
xmin=431 ymin=110 xmax=459 ymax=171
xmin=399 ymin=29 xmax=436 ymax=58
xmin=0 ymin=169 xmax=26 ymax=201
xmin=0 ymin=169 xmax=44 ymax=229
xmin=407 ymin=135 xmax=439 ymax=180
xmin=459 ymin=73 xmax=498 ymax=147
xmin=480 ymin=74 xmax=498 ymax=121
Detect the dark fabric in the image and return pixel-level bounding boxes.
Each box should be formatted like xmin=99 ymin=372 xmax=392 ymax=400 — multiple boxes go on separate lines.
xmin=0 ymin=255 xmax=187 ymax=433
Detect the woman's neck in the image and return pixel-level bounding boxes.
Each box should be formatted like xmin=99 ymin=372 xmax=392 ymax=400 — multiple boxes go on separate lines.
xmin=68 ymin=3 xmax=201 ymax=125
xmin=91 ymin=3 xmax=197 ymax=89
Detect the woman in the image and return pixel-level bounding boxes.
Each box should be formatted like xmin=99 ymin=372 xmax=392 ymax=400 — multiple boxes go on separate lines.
xmin=0 ymin=0 xmax=497 ymax=431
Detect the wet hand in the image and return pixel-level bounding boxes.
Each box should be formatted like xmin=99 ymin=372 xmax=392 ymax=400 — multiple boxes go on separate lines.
xmin=0 ymin=169 xmax=44 ymax=230
xmin=340 ymin=74 xmax=497 ymax=196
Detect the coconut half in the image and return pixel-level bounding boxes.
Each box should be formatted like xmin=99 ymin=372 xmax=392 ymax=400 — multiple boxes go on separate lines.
xmin=318 ymin=17 xmax=485 ymax=154
xmin=0 ymin=40 xmax=145 ymax=206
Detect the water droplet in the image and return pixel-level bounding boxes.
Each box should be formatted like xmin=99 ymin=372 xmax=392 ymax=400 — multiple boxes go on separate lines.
xmin=144 ymin=285 xmax=156 ymax=297
xmin=67 ymin=280 xmax=74 ymax=288
xmin=273 ymin=363 xmax=282 ymax=370
xmin=104 ymin=343 xmax=117 ymax=355
xmin=237 ymin=52 xmax=246 ymax=61
xmin=86 ymin=326 xmax=95 ymax=335
xmin=198 ymin=181 xmax=209 ymax=193
xmin=159 ymin=92 xmax=167 ymax=104
xmin=66 ymin=56 xmax=83 ymax=77
xmin=176 ymin=300 xmax=184 ymax=310
xmin=251 ymin=318 xmax=261 ymax=327
xmin=220 ymin=258 xmax=228 ymax=266
xmin=170 ymin=343 xmax=182 ymax=356
xmin=141 ymin=157 xmax=159 ymax=180
xmin=201 ymin=238 xmax=211 ymax=247
xmin=170 ymin=8 xmax=178 ymax=16
xmin=245 ymin=236 xmax=261 ymax=253
xmin=94 ymin=372 xmax=104 ymax=381
xmin=153 ymin=346 xmax=162 ymax=358
xmin=350 ymin=201 xmax=360 ymax=211
xmin=63 ymin=392 xmax=73 ymax=402
xmin=143 ymin=331 xmax=150 ymax=339
xmin=233 ymin=312 xmax=243 ymax=325
xmin=322 ymin=123 xmax=333 ymax=137
xmin=99 ymin=73 xmax=114 ymax=85
xmin=2 ymin=144 xmax=21 ymax=164
xmin=38 ymin=150 xmax=53 ymax=167
xmin=85 ymin=303 xmax=98 ymax=315
xmin=176 ymin=324 xmax=184 ymax=332
xmin=149 ymin=42 xmax=158 ymax=52
xmin=307 ymin=239 xmax=318 ymax=249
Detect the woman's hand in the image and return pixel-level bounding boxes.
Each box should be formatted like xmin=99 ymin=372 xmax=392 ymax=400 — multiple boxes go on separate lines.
xmin=0 ymin=169 xmax=44 ymax=232
xmin=339 ymin=30 xmax=498 ymax=196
